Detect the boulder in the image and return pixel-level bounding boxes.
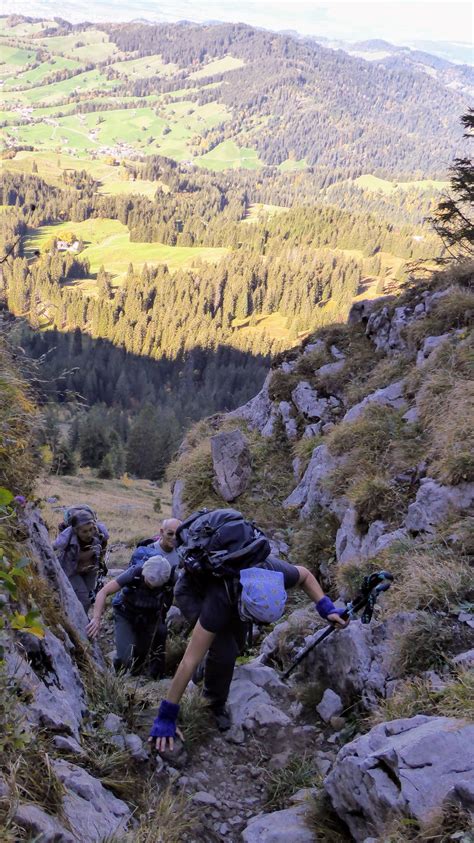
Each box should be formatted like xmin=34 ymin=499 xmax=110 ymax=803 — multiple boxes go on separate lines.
xmin=365 ymin=306 xmax=410 ymax=354
xmin=291 ymin=382 xmax=331 ymax=420
xmin=416 ymin=333 xmax=451 ymax=367
xmin=283 ymin=444 xmax=343 ymax=518
xmin=317 ymin=360 xmax=346 ymax=380
xmin=52 ymin=759 xmax=131 ymax=842
xmin=227 ymin=666 xmax=290 ymax=730
xmin=242 ymin=804 xmax=314 ymax=843
xmin=13 ymin=803 xmax=75 ymax=843
xmin=316 ymin=689 xmax=344 ymax=723
xmin=211 ymin=428 xmax=252 ymax=501
xmin=336 ymin=509 xmax=406 ymax=565
xmin=405 ymin=478 xmax=474 ymax=534
xmin=279 ymin=401 xmax=298 ymax=440
xmin=343 ymin=380 xmax=406 ymax=423
xmin=294 ymin=612 xmax=419 ymax=710
xmin=229 ymin=372 xmax=274 ymax=435
xmin=325 ymin=716 xmax=474 ymax=842
xmin=171 ymin=478 xmax=186 ymax=519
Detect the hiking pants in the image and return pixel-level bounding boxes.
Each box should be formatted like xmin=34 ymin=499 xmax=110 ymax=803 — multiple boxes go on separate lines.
xmin=113 ymin=607 xmax=167 ymax=679
xmin=68 ymin=571 xmax=97 ymax=613
xmin=174 ymin=573 xmax=247 ymax=709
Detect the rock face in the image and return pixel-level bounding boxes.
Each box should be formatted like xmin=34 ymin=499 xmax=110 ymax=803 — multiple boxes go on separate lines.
xmin=242 ymin=803 xmax=315 ymax=843
xmin=283 ymin=444 xmax=342 ymax=518
xmin=325 ymin=716 xmax=474 ymax=842
xmin=227 ymin=662 xmax=291 ymax=730
xmin=229 ymin=372 xmax=275 ymax=436
xmin=342 ymin=379 xmax=406 ymax=423
xmin=52 ymin=759 xmax=131 ymax=841
xmin=405 ymin=478 xmax=474 ymax=534
xmin=211 ymin=428 xmax=252 ymax=501
xmin=291 ymin=382 xmax=332 ymax=421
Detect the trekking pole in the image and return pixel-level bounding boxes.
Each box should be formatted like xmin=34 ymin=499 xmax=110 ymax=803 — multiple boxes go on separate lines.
xmin=281 ymin=571 xmax=393 ymax=680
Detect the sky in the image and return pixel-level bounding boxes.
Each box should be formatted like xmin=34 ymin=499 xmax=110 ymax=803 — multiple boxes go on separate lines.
xmin=3 ymin=0 xmax=473 ymax=48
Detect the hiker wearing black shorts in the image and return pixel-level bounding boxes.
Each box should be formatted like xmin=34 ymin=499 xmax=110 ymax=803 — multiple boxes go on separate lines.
xmin=149 ymin=509 xmax=348 ymax=750
xmin=87 ymin=555 xmax=176 ymax=680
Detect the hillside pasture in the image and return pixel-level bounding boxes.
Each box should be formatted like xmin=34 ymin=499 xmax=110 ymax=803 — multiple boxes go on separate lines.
xmin=197 ymin=140 xmax=262 ymax=171
xmin=1 ymin=56 xmax=82 ymax=89
xmin=189 ymin=56 xmax=245 ymax=79
xmin=242 ymin=203 xmax=287 ymax=223
xmin=36 ymin=29 xmax=119 ymax=61
xmin=2 ymin=150 xmax=163 ymax=198
xmin=23 ymin=218 xmax=229 ymax=287
xmin=354 ymin=174 xmax=449 ymax=193
xmin=111 ymin=54 xmax=178 ymax=78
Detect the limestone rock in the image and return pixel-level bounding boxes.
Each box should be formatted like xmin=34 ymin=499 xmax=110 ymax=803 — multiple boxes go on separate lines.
xmin=211 ymin=428 xmax=252 ymax=501
xmin=291 ymin=382 xmax=331 ymax=420
xmin=229 ymin=372 xmax=274 ymax=435
xmin=293 ymin=612 xmax=419 ymax=710
xmin=405 ymin=478 xmax=474 ymax=534
xmin=278 ymin=401 xmax=298 ymax=440
xmin=336 ymin=510 xmax=406 ymax=565
xmin=416 ymin=333 xmax=451 ymax=367
xmin=365 ymin=306 xmax=410 ymax=354
xmin=316 ymin=689 xmax=344 ymax=723
xmin=343 ymin=380 xmax=406 ymax=423
xmin=52 ymin=759 xmax=131 ymax=842
xmin=13 ymin=803 xmax=75 ymax=843
xmin=124 ymin=733 xmax=149 ymax=761
xmin=52 ymin=735 xmax=87 ymax=758
xmin=317 ymin=360 xmax=346 ymax=380
xmin=103 ymin=713 xmax=123 ymax=734
xmin=242 ymin=803 xmax=314 ymax=843
xmin=325 ymin=716 xmax=474 ymax=842
xmin=283 ymin=444 xmax=342 ymax=518
xmin=171 ymin=478 xmax=186 ymax=519
xmin=227 ymin=670 xmax=290 ymax=730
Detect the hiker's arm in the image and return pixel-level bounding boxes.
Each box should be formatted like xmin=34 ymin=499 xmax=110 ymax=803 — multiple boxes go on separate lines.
xmin=86 ymin=580 xmax=121 ymax=638
xmin=296 ymin=566 xmax=348 ymax=628
xmin=150 ymin=621 xmax=215 ymax=753
xmin=167 ymin=621 xmax=215 ymax=704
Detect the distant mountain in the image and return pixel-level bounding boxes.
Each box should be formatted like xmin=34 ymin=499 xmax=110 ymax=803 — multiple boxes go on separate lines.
xmin=310 ymin=35 xmax=474 ymax=98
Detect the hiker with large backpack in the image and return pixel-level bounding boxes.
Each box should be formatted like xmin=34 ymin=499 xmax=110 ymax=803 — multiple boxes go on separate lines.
xmin=87 ymin=553 xmax=178 ymax=680
xmin=53 ymin=506 xmax=109 ymax=613
xmin=149 ymin=508 xmax=348 ymax=750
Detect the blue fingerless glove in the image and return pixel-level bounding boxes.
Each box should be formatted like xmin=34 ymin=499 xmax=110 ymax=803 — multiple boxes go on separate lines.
xmin=149 ymin=700 xmax=180 ymax=739
xmin=315 ymin=596 xmax=339 ymax=619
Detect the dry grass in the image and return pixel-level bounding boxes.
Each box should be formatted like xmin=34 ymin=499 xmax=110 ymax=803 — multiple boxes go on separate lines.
xmin=324 ymin=404 xmax=425 ymax=526
xmin=108 ymin=784 xmax=197 ymax=843
xmin=345 ymin=354 xmax=412 ymax=406
xmin=0 ymin=336 xmax=41 ymax=495
xmin=305 ymin=791 xmax=352 ymax=843
xmin=391 ymin=613 xmax=467 ymax=676
xmin=7 ymin=749 xmax=65 ymax=818
xmin=37 ymin=472 xmax=172 ymax=566
xmin=289 ymin=507 xmax=339 ymax=577
xmin=369 ymin=668 xmax=474 ymax=725
xmin=404 ymin=288 xmax=474 ymax=348
xmin=263 ymin=754 xmax=322 ymax=811
xmin=178 ymin=690 xmax=214 ymax=752
xmin=378 ymin=803 xmax=473 ymax=842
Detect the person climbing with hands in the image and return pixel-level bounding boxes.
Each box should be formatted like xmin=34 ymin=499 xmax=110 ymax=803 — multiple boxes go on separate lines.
xmin=148 ymin=508 xmax=348 ymax=752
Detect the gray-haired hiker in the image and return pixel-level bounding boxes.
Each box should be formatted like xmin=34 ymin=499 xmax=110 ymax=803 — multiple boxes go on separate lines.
xmin=54 ymin=510 xmax=109 ymax=612
xmin=148 ymin=508 xmax=348 ymax=750
xmin=87 ymin=555 xmax=177 ymax=680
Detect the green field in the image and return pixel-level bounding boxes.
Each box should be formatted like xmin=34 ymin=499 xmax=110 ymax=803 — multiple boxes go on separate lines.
xmin=353 ymin=174 xmax=449 ymax=193
xmin=196 ymin=140 xmax=262 ymax=171
xmin=278 ymin=158 xmax=308 ymax=172
xmin=189 ymin=56 xmax=245 ymax=79
xmin=37 ymin=29 xmax=119 ymax=61
xmin=23 ymin=218 xmax=229 ymax=287
xmin=2 ymin=56 xmax=82 ymax=89
xmin=242 ymin=203 xmax=287 ymax=223
xmin=111 ymin=55 xmax=178 ymax=78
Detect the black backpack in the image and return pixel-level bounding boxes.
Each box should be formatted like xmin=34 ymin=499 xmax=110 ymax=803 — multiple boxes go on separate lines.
xmin=176 ymin=508 xmax=270 ymax=578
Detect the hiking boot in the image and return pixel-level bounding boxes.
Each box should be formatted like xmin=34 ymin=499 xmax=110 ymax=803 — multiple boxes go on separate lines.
xmin=210 ymin=704 xmax=231 ymax=732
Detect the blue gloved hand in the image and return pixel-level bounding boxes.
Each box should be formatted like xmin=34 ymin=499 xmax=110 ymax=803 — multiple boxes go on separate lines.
xmin=315 ymin=596 xmax=343 ymax=620
xmin=149 ymin=700 xmax=180 ymax=739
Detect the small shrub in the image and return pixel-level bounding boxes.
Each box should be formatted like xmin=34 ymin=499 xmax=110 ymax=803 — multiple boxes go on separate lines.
xmin=305 ymin=791 xmax=351 ymax=843
xmin=289 ymin=507 xmax=339 ymax=575
xmin=263 ymin=754 xmax=321 ymax=810
xmin=392 ymin=614 xmax=462 ymax=676
xmin=268 ymin=369 xmax=299 ymax=402
xmin=369 ymin=668 xmax=474 ymax=725
xmin=179 ymin=691 xmax=214 ymax=751
xmin=108 ymin=783 xmax=197 ymax=843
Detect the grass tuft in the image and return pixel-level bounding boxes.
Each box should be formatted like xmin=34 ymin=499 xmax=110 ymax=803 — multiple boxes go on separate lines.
xmin=106 ymin=783 xmax=197 ymax=843
xmin=392 ymin=613 xmax=469 ymax=676
xmin=263 ymin=754 xmax=321 ymax=811
xmin=305 ymin=791 xmax=352 ymax=843
xmin=369 ymin=668 xmax=474 ymax=725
